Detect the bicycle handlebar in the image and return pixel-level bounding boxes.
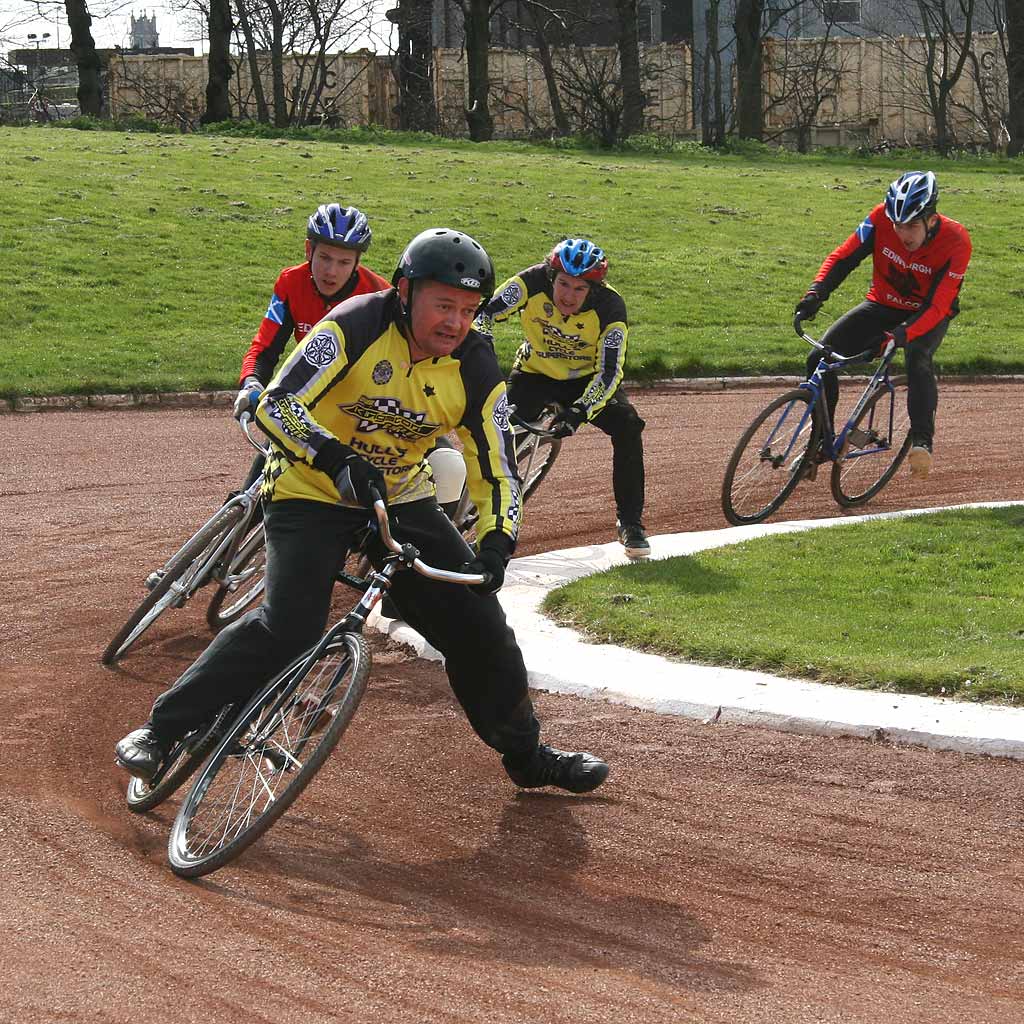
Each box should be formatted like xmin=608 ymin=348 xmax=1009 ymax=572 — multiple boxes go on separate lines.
xmin=509 ymin=410 xmax=561 ymax=438
xmin=239 ymin=412 xmax=271 ymax=456
xmin=369 ymin=491 xmax=489 ymax=586
xmin=793 ymin=316 xmax=891 ymax=365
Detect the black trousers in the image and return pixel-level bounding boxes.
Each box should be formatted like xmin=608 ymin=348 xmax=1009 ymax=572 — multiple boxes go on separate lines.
xmin=147 ymin=498 xmax=540 ymax=760
xmin=507 ymin=370 xmax=646 ymax=526
xmin=805 ymin=301 xmax=949 ymax=447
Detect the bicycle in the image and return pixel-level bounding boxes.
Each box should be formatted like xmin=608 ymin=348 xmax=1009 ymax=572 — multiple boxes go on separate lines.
xmin=102 ymin=416 xmax=270 ymax=666
xmin=451 ymin=406 xmax=563 ymax=541
xmin=166 ymin=494 xmax=487 ymax=878
xmin=721 ymin=318 xmax=911 ymax=526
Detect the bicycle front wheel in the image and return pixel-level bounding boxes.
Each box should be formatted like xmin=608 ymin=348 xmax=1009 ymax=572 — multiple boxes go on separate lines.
xmin=831 ymin=377 xmax=911 ymax=507
xmin=102 ymin=503 xmax=245 ymax=666
xmin=205 ymin=520 xmax=267 ymax=629
xmin=722 ymin=389 xmax=821 ymax=526
xmin=168 ymin=631 xmax=370 ymax=878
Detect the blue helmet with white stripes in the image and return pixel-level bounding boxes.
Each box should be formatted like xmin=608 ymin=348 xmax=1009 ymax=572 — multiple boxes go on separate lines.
xmin=884 ymin=171 xmax=938 ymax=225
xmin=307 ymin=203 xmax=372 ymax=252
xmin=546 ymin=238 xmax=608 ymax=284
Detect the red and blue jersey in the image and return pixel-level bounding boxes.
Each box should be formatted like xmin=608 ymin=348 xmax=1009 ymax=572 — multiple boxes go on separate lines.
xmin=812 ymin=204 xmax=972 ymax=342
xmin=239 ymin=261 xmax=391 ymax=385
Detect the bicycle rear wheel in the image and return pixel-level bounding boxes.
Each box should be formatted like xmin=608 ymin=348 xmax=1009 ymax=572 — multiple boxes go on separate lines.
xmin=205 ymin=520 xmax=267 ymax=629
xmin=167 ymin=630 xmax=370 ymax=878
xmin=831 ymin=377 xmax=911 ymax=507
xmin=125 ymin=706 xmax=235 ymax=813
xmin=102 ymin=503 xmax=245 ymax=666
xmin=722 ymin=389 xmax=821 ymax=526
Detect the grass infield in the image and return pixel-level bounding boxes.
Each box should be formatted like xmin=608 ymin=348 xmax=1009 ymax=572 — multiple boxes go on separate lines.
xmin=542 ymin=507 xmax=1024 ymax=705
xmin=3 ymin=124 xmax=1022 ymax=398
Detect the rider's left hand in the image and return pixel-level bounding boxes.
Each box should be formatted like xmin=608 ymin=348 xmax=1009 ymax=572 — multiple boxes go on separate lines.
xmin=879 ymin=325 xmax=907 ymax=356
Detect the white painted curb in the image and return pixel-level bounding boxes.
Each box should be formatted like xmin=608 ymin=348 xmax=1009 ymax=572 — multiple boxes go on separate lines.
xmin=371 ymin=501 xmax=1024 ymax=760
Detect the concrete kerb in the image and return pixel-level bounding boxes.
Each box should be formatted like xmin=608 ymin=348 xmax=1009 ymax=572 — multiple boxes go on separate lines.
xmin=5 ymin=375 xmax=1024 ymax=415
xmin=371 ymin=501 xmax=1024 ymax=762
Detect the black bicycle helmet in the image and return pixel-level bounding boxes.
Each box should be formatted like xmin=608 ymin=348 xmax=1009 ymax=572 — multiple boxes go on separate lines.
xmin=392 ymin=228 xmax=496 ymax=301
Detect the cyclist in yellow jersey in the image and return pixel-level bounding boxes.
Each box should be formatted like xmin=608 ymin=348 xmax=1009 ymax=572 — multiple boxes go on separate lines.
xmin=479 ymin=238 xmax=650 ymax=558
xmin=116 ymin=229 xmax=609 ymax=797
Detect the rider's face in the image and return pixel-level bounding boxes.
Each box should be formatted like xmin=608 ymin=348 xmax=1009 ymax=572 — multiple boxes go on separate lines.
xmin=399 ymin=278 xmax=482 ymax=361
xmin=893 ymin=215 xmax=936 ymax=252
xmin=307 ymin=241 xmax=359 ymax=296
xmin=552 ymin=272 xmax=591 ymax=316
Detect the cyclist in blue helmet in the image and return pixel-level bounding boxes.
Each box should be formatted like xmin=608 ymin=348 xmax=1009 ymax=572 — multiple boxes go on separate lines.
xmin=794 ymin=171 xmax=971 ymax=480
xmin=478 ymin=237 xmax=650 ymax=559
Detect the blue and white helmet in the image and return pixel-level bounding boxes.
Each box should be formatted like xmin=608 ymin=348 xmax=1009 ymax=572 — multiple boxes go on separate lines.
xmin=307 ymin=203 xmax=372 ymax=252
xmin=884 ymin=171 xmax=938 ymax=225
xmin=546 ymin=238 xmax=609 ymax=283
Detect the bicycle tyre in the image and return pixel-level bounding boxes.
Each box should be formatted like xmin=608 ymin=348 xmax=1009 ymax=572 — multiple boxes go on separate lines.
xmin=125 ymin=706 xmax=235 ymax=814
xmin=831 ymin=376 xmax=911 ymax=507
xmin=205 ymin=521 xmax=267 ymax=629
xmin=721 ymin=389 xmax=822 ymax=526
xmin=167 ymin=631 xmax=370 ymax=878
xmin=102 ymin=503 xmax=246 ymax=666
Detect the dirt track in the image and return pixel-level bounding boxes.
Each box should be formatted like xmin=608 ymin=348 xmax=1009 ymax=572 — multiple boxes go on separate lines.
xmin=2 ymin=383 xmax=1023 ymax=1024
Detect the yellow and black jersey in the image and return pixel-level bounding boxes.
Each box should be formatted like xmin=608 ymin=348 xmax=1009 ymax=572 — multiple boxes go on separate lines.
xmin=482 ymin=263 xmax=629 ymax=418
xmin=255 ymin=289 xmax=521 ymax=545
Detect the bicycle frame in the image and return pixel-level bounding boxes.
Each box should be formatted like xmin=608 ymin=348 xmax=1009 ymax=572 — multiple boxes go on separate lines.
xmin=796 ymin=325 xmax=898 ymax=461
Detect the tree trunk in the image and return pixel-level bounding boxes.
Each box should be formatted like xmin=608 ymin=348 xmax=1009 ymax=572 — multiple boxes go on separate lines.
xmin=734 ymin=0 xmax=763 ymax=140
xmin=616 ymin=0 xmax=644 ymax=138
xmin=463 ymin=0 xmax=493 ymax=140
xmin=527 ymin=5 xmax=569 ymax=136
xmin=64 ymin=0 xmax=103 ymax=116
xmin=269 ymin=1 xmax=288 ymax=127
xmin=235 ymin=0 xmax=270 ymax=123
xmin=390 ymin=0 xmax=437 ymax=131
xmin=1008 ymin=0 xmax=1024 ymax=155
xmin=201 ymin=0 xmax=234 ymax=124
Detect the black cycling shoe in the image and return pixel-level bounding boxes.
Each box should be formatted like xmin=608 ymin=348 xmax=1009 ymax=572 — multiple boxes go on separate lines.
xmin=502 ymin=744 xmax=609 ymax=794
xmin=114 ymin=727 xmax=167 ymax=783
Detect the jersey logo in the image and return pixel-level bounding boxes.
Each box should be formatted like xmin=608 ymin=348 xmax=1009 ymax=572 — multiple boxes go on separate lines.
xmin=372 ymin=359 xmax=393 ymax=384
xmin=271 ymin=396 xmax=313 ymax=442
xmin=856 ymin=217 xmax=874 ymax=243
xmin=493 ymin=392 xmax=511 ymax=433
xmin=339 ymin=395 xmax=440 ymax=441
xmin=500 ymin=282 xmax=523 ymax=306
xmin=265 ymin=293 xmax=286 ymax=325
xmin=543 ymin=302 xmax=555 ymax=317
xmin=303 ymin=331 xmax=338 ymax=367
xmin=604 ymin=327 xmax=624 ymax=349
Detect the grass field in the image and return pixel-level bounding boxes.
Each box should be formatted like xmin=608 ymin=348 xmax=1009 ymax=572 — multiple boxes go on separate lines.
xmin=543 ymin=506 xmax=1024 ymax=705
xmin=2 ymin=124 xmax=1022 ymax=398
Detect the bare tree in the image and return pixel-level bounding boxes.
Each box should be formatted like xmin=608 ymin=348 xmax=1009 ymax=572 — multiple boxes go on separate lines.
xmin=615 ymin=0 xmax=643 ymax=136
xmin=733 ymin=0 xmax=763 ymax=139
xmin=387 ymin=0 xmax=437 ymax=131
xmin=64 ymin=0 xmax=102 ymax=114
xmin=201 ymin=0 xmax=233 ymax=123
xmin=867 ymin=0 xmax=978 ymax=153
xmin=1008 ymin=0 xmax=1024 ymax=154
xmin=454 ymin=0 xmax=495 ymax=140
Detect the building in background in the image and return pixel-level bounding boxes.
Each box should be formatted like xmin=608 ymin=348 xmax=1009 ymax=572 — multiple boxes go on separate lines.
xmin=129 ymin=12 xmax=160 ymax=50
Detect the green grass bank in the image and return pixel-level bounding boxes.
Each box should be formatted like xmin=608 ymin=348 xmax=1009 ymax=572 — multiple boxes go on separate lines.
xmin=543 ymin=507 xmax=1024 ymax=705
xmin=2 ymin=124 xmax=1022 ymax=398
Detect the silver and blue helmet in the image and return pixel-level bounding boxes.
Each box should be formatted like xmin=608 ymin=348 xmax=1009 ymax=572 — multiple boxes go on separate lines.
xmin=884 ymin=172 xmax=938 ymax=225
xmin=546 ymin=238 xmax=608 ymax=283
xmin=307 ymin=203 xmax=372 ymax=252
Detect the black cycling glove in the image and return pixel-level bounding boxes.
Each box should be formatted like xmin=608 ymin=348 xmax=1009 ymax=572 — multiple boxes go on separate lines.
xmin=550 ymin=403 xmax=587 ymax=439
xmin=794 ymin=290 xmax=824 ymax=322
xmin=333 ymin=451 xmax=387 ymax=509
xmin=463 ymin=531 xmax=514 ymax=597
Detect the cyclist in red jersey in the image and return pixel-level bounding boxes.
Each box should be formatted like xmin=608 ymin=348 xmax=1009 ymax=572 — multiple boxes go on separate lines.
xmin=794 ymin=171 xmax=972 ymax=479
xmin=233 ymin=203 xmax=390 ymax=422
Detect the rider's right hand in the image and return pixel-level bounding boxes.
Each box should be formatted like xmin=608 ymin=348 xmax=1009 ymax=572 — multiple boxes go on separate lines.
xmin=794 ymin=291 xmax=823 ymax=323
xmin=334 ymin=452 xmax=387 ymax=510
xmin=233 ymin=377 xmax=263 ymax=421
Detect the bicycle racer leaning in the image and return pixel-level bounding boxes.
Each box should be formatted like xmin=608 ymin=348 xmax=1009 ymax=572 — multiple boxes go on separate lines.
xmin=794 ymin=171 xmax=972 ymax=480
xmin=478 ymin=238 xmax=650 ymax=559
xmin=115 ymin=228 xmax=609 ymax=797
